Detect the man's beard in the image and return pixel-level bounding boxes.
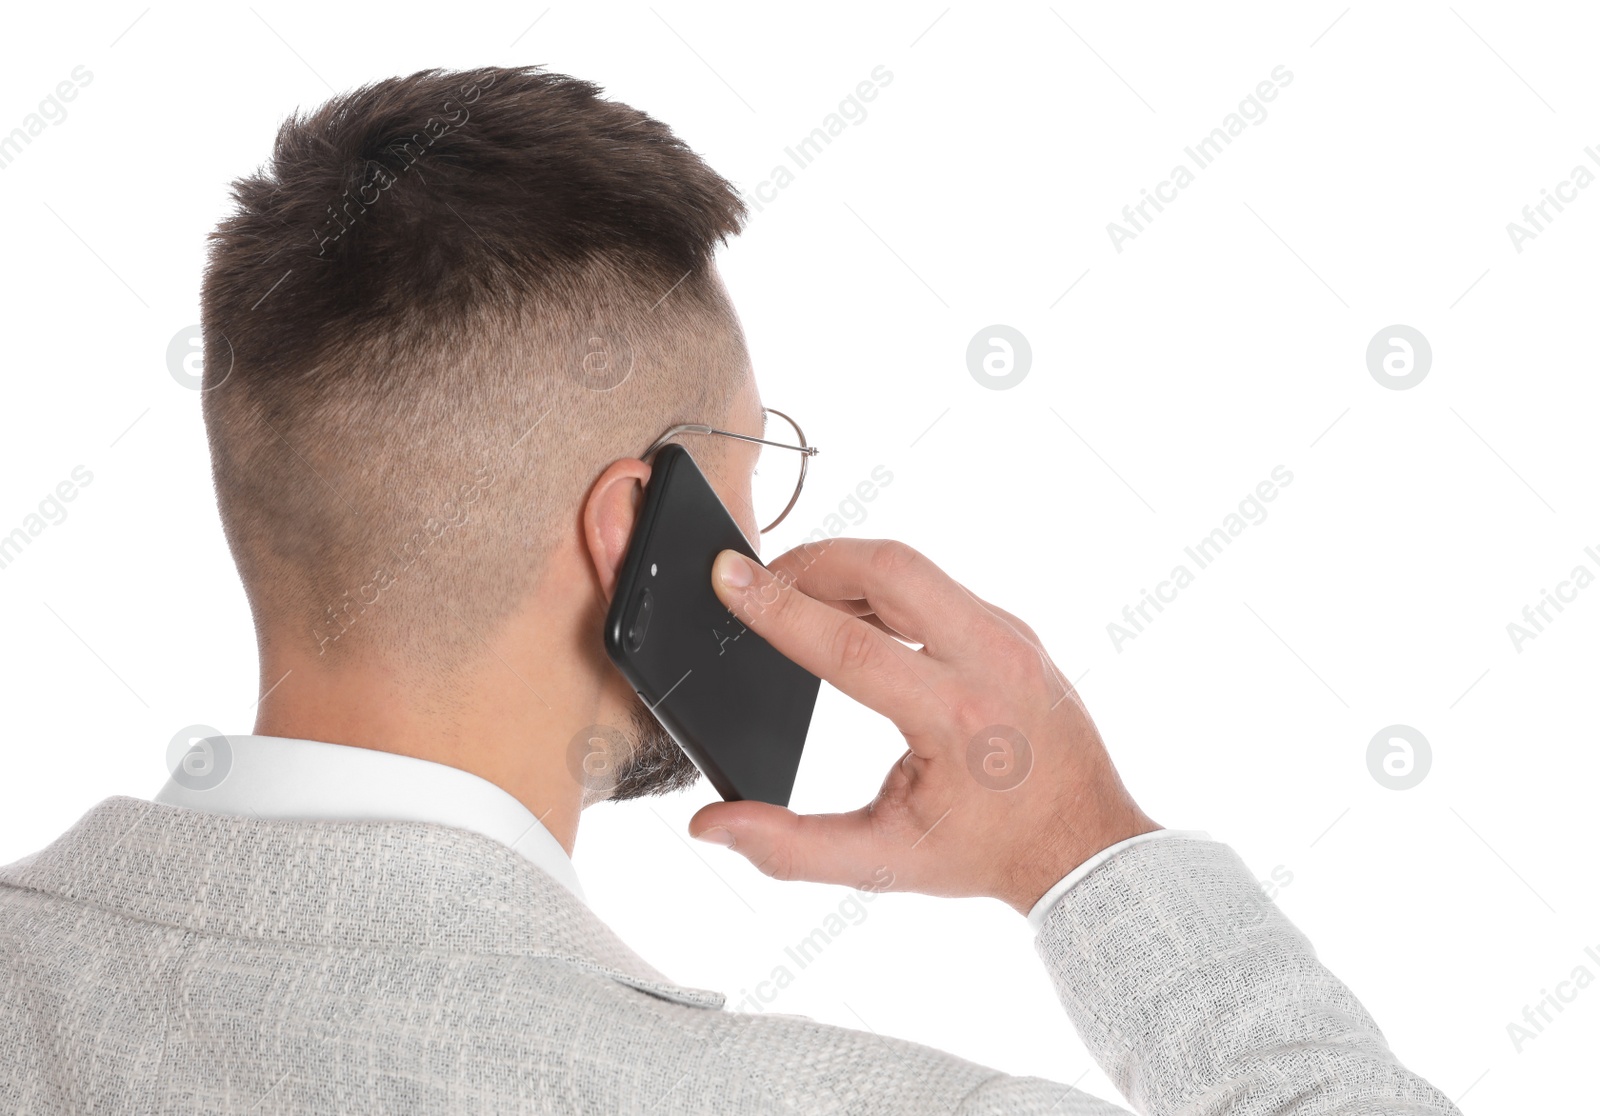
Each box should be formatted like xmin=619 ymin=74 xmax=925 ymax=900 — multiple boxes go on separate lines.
xmin=606 ymin=700 xmax=702 ymax=800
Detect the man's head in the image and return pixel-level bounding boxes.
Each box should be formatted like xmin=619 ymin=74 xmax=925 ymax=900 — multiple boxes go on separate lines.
xmin=200 ymin=66 xmax=761 ymax=812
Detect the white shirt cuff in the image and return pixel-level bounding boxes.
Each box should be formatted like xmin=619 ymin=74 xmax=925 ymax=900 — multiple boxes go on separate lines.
xmin=1026 ymin=828 xmax=1212 ymax=932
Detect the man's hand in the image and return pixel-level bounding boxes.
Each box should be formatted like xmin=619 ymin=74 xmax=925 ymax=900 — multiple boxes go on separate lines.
xmin=689 ymin=538 xmax=1159 ymax=915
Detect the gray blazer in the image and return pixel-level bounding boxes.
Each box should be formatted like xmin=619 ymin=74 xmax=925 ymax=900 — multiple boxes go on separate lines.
xmin=0 ymin=798 xmax=1459 ymax=1114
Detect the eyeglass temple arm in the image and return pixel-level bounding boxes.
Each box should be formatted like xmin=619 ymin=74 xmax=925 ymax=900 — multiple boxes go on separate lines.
xmin=642 ymin=424 xmax=819 ymax=460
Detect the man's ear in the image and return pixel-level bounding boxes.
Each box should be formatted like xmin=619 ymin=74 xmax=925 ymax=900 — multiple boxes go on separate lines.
xmin=583 ymin=457 xmax=653 ymax=604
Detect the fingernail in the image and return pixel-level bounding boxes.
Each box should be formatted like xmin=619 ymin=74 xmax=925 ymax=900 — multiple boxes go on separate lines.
xmin=694 ymin=826 xmax=736 ymax=848
xmin=715 ymin=550 xmax=754 ymax=589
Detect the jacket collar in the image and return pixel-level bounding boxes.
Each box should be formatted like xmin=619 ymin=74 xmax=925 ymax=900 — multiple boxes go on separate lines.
xmin=0 ymin=796 xmax=723 ymax=1010
xmin=150 ymin=734 xmax=587 ymax=903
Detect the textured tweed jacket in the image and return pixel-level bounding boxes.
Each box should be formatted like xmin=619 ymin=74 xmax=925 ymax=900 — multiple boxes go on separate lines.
xmin=0 ymin=797 xmax=1459 ymax=1114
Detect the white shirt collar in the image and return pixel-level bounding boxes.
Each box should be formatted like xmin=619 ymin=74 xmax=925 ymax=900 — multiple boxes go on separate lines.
xmin=152 ymin=734 xmax=583 ymax=902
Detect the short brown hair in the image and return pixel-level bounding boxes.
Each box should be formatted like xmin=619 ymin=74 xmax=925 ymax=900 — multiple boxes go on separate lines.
xmin=200 ymin=67 xmax=748 ymax=666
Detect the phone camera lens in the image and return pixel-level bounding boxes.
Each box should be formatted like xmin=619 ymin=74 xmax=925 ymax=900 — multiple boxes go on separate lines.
xmin=626 ymin=588 xmax=654 ymax=652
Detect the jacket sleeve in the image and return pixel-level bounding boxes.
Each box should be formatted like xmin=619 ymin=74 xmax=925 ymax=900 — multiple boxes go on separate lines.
xmin=1029 ymin=834 xmax=1460 ymax=1115
xmin=684 ymin=834 xmax=1456 ymax=1115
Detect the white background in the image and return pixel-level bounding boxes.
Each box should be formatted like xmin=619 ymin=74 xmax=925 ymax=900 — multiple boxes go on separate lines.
xmin=1 ymin=3 xmax=1594 ymax=1111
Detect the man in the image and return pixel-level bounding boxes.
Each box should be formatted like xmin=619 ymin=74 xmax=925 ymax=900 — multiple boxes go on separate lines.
xmin=0 ymin=67 xmax=1458 ymax=1114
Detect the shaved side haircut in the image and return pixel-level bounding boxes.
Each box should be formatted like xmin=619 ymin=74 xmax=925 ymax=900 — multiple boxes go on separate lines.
xmin=199 ymin=67 xmax=748 ymax=670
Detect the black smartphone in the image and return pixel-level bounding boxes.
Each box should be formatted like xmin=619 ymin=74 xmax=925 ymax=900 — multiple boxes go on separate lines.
xmin=603 ymin=443 xmax=821 ymax=806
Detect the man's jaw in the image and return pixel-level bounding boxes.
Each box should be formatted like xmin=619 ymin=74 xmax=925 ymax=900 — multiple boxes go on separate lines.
xmin=601 ymin=701 xmax=701 ymax=802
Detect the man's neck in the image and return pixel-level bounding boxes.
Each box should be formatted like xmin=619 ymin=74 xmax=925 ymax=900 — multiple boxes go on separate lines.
xmin=251 ymin=636 xmax=600 ymax=857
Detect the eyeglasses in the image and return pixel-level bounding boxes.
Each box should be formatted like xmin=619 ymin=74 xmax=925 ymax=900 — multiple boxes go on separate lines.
xmin=643 ymin=407 xmax=819 ymax=534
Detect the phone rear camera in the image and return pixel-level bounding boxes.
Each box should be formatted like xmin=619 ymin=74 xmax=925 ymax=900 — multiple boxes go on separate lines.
xmin=626 ymin=587 xmax=654 ymax=652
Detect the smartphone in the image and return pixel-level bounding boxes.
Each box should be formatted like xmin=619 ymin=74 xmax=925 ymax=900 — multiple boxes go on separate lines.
xmin=603 ymin=443 xmax=821 ymax=806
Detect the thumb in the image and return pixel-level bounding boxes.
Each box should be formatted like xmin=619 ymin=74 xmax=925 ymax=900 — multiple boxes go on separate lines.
xmin=689 ymin=800 xmax=881 ymax=887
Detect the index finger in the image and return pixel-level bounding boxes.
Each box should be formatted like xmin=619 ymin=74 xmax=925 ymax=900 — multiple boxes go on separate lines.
xmin=711 ymin=549 xmax=946 ymax=738
xmin=765 ymin=538 xmax=1003 ymax=661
